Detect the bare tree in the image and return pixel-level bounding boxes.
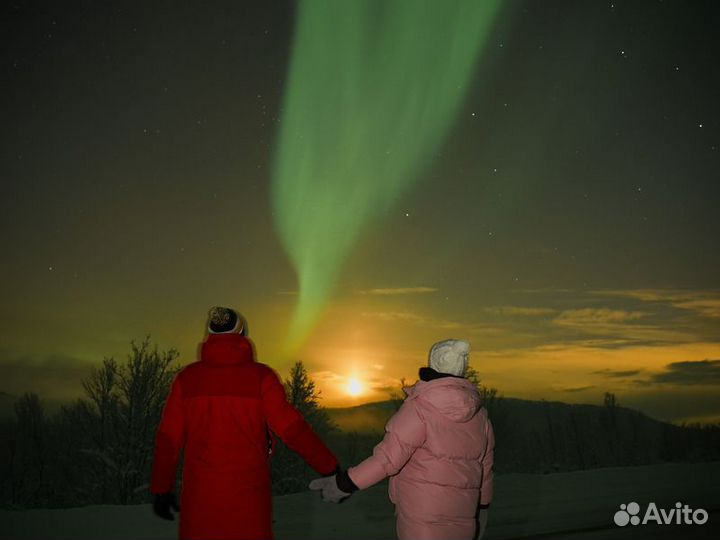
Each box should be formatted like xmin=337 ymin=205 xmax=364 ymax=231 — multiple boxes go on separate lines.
xmin=114 ymin=338 xmax=179 ymax=502
xmin=81 ymin=357 xmax=119 ymax=500
xmin=79 ymin=337 xmax=180 ymax=503
xmin=466 ymin=364 xmax=501 ymax=416
xmin=603 ymin=392 xmax=618 ymax=410
xmin=389 ymin=377 xmax=408 ymax=411
xmin=82 ymin=357 xmax=119 ymax=446
xmin=603 ymin=392 xmax=620 ymax=463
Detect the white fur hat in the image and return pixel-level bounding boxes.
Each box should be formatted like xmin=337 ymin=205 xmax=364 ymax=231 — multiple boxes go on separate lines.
xmin=429 ymin=339 xmax=471 ymax=377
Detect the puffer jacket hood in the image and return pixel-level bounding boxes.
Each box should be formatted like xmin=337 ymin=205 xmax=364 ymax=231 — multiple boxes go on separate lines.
xmin=405 ymin=376 xmax=483 ymax=423
xmin=348 ymin=366 xmax=495 ymax=539
xmin=200 ymin=333 xmax=254 ymax=365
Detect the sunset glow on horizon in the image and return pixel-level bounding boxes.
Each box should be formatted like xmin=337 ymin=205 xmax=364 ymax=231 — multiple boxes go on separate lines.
xmin=347 ymin=378 xmax=364 ymax=397
xmin=285 ymin=287 xmax=720 ymax=424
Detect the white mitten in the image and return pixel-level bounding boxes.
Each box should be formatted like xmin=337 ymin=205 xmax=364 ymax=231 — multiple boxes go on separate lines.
xmin=308 ymin=475 xmax=351 ymax=504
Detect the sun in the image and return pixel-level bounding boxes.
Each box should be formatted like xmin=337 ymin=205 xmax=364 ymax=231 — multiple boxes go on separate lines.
xmin=347 ymin=378 xmax=364 ymax=397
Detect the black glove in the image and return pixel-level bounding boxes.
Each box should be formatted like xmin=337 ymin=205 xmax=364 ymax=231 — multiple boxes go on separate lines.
xmin=335 ymin=469 xmax=359 ymax=494
xmin=153 ymin=492 xmax=180 ymax=521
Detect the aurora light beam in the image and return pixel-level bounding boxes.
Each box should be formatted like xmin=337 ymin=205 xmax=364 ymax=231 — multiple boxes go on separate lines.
xmin=272 ymin=0 xmax=502 ymax=351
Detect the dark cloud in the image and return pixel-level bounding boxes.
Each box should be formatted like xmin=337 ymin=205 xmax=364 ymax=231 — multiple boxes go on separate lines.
xmin=593 ymin=368 xmax=642 ymax=378
xmin=557 ymin=385 xmax=595 ymax=393
xmin=0 ymin=350 xmax=94 ymax=401
xmin=649 ymin=359 xmax=720 ymax=386
xmin=358 ymin=287 xmax=438 ymax=296
xmin=372 ymin=384 xmax=401 ymax=394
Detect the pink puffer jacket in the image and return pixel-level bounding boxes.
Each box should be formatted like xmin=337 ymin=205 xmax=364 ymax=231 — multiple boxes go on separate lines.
xmin=348 ymin=376 xmax=494 ymax=540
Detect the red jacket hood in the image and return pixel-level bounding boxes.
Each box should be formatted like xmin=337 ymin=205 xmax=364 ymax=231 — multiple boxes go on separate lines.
xmin=200 ymin=333 xmax=254 ymax=365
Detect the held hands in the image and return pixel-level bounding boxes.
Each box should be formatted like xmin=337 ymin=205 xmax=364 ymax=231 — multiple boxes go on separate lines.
xmin=153 ymin=492 xmax=180 ymax=521
xmin=308 ymin=474 xmax=351 ymax=504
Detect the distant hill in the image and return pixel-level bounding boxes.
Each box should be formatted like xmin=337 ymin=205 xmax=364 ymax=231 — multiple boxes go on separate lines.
xmin=3 ymin=390 xmax=718 ymax=475
xmin=326 ymin=400 xmax=397 ymax=434
xmin=326 ymin=397 xmax=720 ymax=473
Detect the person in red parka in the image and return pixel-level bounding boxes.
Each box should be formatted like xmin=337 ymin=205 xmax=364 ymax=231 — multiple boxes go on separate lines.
xmin=150 ymin=306 xmax=339 ymax=540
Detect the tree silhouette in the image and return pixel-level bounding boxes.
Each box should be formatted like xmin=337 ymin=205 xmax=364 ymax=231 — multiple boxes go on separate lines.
xmin=78 ymin=337 xmax=180 ymax=503
xmin=390 ymin=377 xmax=408 ymax=411
xmin=603 ymin=392 xmax=619 ymax=410
xmin=271 ymin=361 xmax=335 ymax=495
xmin=285 ymin=361 xmax=319 ymax=415
xmin=466 ymin=365 xmax=499 ymax=411
xmin=9 ymin=393 xmax=48 ymax=507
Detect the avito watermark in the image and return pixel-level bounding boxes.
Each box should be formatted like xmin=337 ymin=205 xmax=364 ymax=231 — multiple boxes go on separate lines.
xmin=614 ymin=501 xmax=708 ymax=527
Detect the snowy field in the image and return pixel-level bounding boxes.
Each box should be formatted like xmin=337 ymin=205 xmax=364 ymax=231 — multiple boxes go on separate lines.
xmin=2 ymin=462 xmax=718 ymax=539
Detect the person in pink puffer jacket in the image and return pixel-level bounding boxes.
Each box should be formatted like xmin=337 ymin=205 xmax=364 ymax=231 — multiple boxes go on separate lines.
xmin=310 ymin=339 xmax=495 ymax=539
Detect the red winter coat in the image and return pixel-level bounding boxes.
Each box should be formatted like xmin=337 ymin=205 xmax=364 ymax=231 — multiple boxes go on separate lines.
xmin=150 ymin=333 xmax=338 ymax=540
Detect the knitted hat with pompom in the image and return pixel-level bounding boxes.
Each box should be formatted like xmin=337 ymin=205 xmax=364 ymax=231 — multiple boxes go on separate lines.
xmin=208 ymin=307 xmax=245 ymax=335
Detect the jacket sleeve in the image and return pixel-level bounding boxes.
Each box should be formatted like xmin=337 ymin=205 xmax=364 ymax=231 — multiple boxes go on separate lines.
xmin=150 ymin=375 xmax=185 ymax=494
xmin=479 ymin=417 xmax=495 ymax=506
xmin=260 ymin=368 xmax=338 ymax=475
xmin=348 ymin=400 xmax=426 ymax=490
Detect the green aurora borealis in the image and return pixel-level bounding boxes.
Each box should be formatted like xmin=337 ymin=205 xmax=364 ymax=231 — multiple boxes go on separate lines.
xmin=272 ymin=0 xmax=501 ymax=351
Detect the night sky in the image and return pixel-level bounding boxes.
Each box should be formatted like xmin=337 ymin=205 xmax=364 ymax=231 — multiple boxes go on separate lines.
xmin=2 ymin=1 xmax=719 ymax=421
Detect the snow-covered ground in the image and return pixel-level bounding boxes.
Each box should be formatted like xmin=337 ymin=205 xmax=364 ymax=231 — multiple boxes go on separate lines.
xmin=2 ymin=462 xmax=718 ymax=539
